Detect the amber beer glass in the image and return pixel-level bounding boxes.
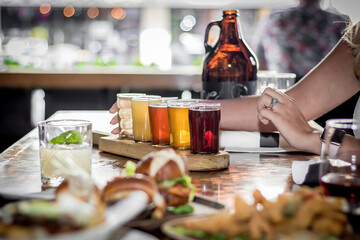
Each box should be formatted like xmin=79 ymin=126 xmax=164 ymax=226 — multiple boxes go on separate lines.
xmin=148 ymin=103 xmax=169 ymax=145
xmin=189 ymin=103 xmax=221 ymax=154
xmin=167 ymin=99 xmax=198 ymax=150
xmin=148 ymin=97 xmax=179 ymax=145
xmin=202 ymin=10 xmax=258 ymax=99
xmin=131 ymin=96 xmax=161 ymax=142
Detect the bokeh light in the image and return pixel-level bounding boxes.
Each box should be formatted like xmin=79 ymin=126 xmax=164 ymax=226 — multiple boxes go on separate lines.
xmin=39 ymin=3 xmax=51 ymax=15
xmin=63 ymin=6 xmax=75 ymax=18
xmin=180 ymin=15 xmax=196 ymax=31
xmin=140 ymin=28 xmax=171 ymax=70
xmin=87 ymin=7 xmax=99 ymax=19
xmin=111 ymin=8 xmax=126 ymax=20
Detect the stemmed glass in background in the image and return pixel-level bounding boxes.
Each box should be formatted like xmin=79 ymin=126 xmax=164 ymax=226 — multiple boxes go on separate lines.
xmin=319 ymin=119 xmax=360 ymax=208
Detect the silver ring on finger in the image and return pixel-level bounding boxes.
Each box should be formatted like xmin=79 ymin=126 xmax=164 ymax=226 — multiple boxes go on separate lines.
xmin=268 ymin=97 xmax=279 ymax=109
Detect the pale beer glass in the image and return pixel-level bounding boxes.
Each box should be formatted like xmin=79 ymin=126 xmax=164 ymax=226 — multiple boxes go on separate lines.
xmin=131 ymin=96 xmax=161 ymax=142
xmin=116 ymin=93 xmax=146 ymax=139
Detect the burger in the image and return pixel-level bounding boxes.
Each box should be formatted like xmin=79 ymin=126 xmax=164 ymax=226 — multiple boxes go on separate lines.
xmin=135 ymin=148 xmax=195 ymax=207
xmin=56 ymin=179 xmax=105 ymax=211
xmin=102 ymin=174 xmax=166 ymax=219
xmin=0 ymin=198 xmax=105 ymax=239
xmin=0 ymin=178 xmax=106 ymax=239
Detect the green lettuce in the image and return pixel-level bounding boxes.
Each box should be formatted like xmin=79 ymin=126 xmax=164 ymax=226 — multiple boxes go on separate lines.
xmin=171 ymin=226 xmax=265 ymax=240
xmin=125 ymin=161 xmax=137 ymax=177
xmin=167 ymin=204 xmax=194 ymax=215
xmin=160 ymin=175 xmax=192 ymax=188
xmin=160 ymin=174 xmax=196 ymax=203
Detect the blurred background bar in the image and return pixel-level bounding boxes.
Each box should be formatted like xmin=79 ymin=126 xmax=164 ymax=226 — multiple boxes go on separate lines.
xmin=0 ymin=0 xmax=359 ymax=151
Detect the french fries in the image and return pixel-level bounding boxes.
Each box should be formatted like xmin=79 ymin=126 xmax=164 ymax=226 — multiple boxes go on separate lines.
xmin=183 ymin=186 xmax=351 ymax=240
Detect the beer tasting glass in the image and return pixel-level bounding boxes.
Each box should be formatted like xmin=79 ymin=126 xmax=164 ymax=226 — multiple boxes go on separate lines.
xmin=148 ymin=102 xmax=170 ymax=145
xmin=117 ymin=93 xmax=146 ymax=139
xmin=256 ymin=71 xmax=277 ymax=95
xmin=38 ymin=119 xmax=92 ymax=188
xmin=167 ymin=99 xmax=198 ymax=150
xmin=320 ymin=119 xmax=360 ymax=207
xmin=256 ymin=71 xmax=296 ymax=94
xmin=131 ymin=96 xmax=161 ymax=142
xmin=276 ymin=73 xmax=296 ymax=92
xmin=189 ymin=103 xmax=221 ymax=154
xmin=161 ymin=96 xmax=179 ymax=103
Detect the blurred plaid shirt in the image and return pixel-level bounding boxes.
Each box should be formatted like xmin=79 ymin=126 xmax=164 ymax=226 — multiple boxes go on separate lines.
xmin=253 ymin=2 xmax=349 ymax=80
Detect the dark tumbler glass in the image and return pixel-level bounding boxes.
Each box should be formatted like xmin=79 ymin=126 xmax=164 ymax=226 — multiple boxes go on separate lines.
xmin=189 ymin=103 xmax=221 ymax=154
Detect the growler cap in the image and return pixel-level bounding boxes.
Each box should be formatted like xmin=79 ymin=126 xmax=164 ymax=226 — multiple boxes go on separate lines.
xmin=223 ymin=10 xmax=239 ymax=15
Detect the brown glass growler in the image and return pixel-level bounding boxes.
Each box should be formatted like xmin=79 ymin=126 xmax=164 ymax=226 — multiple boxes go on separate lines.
xmin=201 ymin=10 xmax=258 ymax=100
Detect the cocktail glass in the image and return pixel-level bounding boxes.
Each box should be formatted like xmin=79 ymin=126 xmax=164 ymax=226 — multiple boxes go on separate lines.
xmin=38 ymin=119 xmax=92 ymax=188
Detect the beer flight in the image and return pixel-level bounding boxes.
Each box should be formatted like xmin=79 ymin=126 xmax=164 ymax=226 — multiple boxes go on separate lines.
xmin=116 ymin=93 xmax=221 ymax=154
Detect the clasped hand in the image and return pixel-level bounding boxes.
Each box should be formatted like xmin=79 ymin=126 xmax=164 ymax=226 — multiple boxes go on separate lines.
xmin=257 ymin=87 xmax=318 ymax=153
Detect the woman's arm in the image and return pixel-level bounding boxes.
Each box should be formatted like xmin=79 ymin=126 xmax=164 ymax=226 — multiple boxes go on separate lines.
xmin=287 ymin=39 xmax=360 ymax=121
xmin=220 ymin=39 xmax=360 ymax=131
xmin=340 ymin=134 xmax=360 ymax=154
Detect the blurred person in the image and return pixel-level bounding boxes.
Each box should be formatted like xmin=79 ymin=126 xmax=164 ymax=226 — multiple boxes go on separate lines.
xmin=252 ymin=0 xmax=356 ymax=126
xmin=108 ymin=22 xmax=360 ymax=155
xmin=253 ymin=0 xmax=348 ymax=81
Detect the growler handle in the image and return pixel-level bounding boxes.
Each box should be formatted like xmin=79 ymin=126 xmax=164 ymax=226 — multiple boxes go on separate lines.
xmin=204 ymin=21 xmax=221 ymax=53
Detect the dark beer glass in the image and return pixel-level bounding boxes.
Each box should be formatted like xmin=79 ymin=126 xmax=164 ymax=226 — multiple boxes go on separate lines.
xmin=189 ymin=103 xmax=221 ymax=154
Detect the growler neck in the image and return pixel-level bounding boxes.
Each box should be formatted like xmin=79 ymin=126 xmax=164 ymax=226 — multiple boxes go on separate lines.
xmin=219 ymin=14 xmax=243 ymax=45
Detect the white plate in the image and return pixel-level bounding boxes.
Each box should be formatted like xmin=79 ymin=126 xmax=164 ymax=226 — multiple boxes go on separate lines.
xmin=0 ymin=191 xmax=148 ymax=240
xmin=111 ymin=227 xmax=159 ymax=240
xmin=127 ymin=195 xmax=224 ymax=231
xmin=161 ymin=214 xmax=356 ymax=240
xmin=161 ymin=215 xmax=211 ymax=240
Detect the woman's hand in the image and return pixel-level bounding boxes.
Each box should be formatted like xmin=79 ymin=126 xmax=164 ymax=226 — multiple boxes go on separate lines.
xmin=257 ymin=88 xmax=321 ymax=153
xmin=109 ymin=102 xmax=120 ymax=134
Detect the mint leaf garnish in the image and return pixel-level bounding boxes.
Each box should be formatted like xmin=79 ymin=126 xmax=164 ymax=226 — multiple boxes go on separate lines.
xmin=49 ymin=130 xmax=83 ymax=145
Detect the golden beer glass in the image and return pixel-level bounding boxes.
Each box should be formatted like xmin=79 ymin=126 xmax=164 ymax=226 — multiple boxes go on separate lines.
xmin=167 ymin=99 xmax=198 ymax=150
